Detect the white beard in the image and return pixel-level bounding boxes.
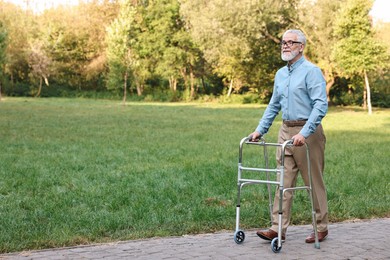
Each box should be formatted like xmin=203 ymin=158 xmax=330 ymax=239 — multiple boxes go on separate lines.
xmin=281 ymin=49 xmax=300 ymax=61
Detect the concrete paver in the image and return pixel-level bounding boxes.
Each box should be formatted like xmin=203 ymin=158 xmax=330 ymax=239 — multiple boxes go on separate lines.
xmin=1 ymin=218 xmax=389 ymax=259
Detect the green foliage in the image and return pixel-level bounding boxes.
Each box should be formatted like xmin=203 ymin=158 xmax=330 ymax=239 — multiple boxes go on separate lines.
xmin=0 ymin=21 xmax=6 ymax=64
xmin=332 ymin=0 xmax=388 ymax=76
xmin=148 ymin=0 xmax=200 ymax=95
xmin=297 ymin=0 xmax=344 ymax=92
xmin=180 ymin=0 xmax=295 ymax=96
xmin=371 ymin=91 xmax=390 ymax=108
xmin=39 ymin=10 xmax=89 ymax=89
xmin=2 ymin=81 xmax=30 ymax=96
xmin=0 ymin=2 xmax=31 ymax=83
xmin=0 ymin=0 xmax=389 ymax=106
xmin=330 ymin=0 xmax=389 ymax=112
xmin=0 ymin=21 xmax=7 ymax=86
xmin=0 ymin=98 xmax=389 ymax=253
xmin=106 ymin=0 xmax=136 ymax=91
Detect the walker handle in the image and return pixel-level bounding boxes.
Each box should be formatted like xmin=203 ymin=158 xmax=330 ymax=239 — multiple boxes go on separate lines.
xmin=283 ymin=139 xmax=295 ymax=147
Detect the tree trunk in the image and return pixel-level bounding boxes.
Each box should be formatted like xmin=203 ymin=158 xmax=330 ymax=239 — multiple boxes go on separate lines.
xmin=201 ymin=76 xmax=206 ymax=92
xmin=169 ymin=76 xmax=177 ymax=92
xmin=35 ymin=77 xmax=42 ymax=97
xmin=123 ymin=71 xmax=127 ymax=105
xmin=141 ymin=84 xmax=144 ymax=95
xmin=44 ymin=76 xmax=49 ymax=86
xmin=173 ymin=79 xmax=177 ymax=92
xmin=136 ymin=82 xmax=143 ymax=96
xmin=190 ymin=65 xmax=195 ymax=99
xmin=362 ymin=81 xmax=367 ymax=109
xmin=181 ymin=68 xmax=188 ymax=88
xmin=325 ymin=77 xmax=334 ymax=103
xmin=0 ymin=82 xmax=2 ymax=101
xmin=227 ymin=78 xmax=233 ymax=97
xmin=364 ymin=70 xmax=372 ymax=115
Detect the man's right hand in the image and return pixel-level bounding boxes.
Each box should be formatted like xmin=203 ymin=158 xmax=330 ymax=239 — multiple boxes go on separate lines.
xmin=248 ymin=131 xmax=261 ymax=142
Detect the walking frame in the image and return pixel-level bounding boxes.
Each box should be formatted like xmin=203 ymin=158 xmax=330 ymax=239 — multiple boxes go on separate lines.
xmin=233 ymin=136 xmax=320 ymax=253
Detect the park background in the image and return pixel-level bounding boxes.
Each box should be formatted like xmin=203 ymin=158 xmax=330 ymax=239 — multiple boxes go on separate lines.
xmin=0 ymin=0 xmax=389 ymax=254
xmin=0 ymin=0 xmax=389 ymax=108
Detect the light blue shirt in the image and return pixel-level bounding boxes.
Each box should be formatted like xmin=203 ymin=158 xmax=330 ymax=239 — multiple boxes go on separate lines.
xmin=255 ymin=56 xmax=328 ymax=138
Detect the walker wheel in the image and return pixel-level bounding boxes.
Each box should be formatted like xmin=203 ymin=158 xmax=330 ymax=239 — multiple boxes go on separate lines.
xmin=271 ymin=237 xmax=282 ymax=253
xmin=233 ymin=230 xmax=245 ymax=244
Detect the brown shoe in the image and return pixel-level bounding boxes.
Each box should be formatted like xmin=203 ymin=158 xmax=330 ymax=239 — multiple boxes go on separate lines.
xmin=305 ymin=230 xmax=328 ymax=243
xmin=256 ymin=229 xmax=285 ymax=241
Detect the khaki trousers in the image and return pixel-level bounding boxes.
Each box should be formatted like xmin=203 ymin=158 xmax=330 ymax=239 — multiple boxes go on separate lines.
xmin=270 ymin=123 xmax=328 ymax=235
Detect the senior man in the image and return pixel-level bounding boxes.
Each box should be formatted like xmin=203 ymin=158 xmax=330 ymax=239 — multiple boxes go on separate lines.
xmin=249 ymin=29 xmax=329 ymax=243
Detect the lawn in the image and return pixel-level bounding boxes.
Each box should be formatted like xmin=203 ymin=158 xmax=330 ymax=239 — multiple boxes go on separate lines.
xmin=0 ymin=97 xmax=389 ymax=253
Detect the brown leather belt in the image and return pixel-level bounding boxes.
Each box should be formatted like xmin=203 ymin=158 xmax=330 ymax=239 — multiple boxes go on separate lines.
xmin=283 ymin=119 xmax=307 ymax=127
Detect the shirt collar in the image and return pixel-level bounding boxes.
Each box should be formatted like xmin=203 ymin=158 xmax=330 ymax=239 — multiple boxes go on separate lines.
xmin=287 ymin=56 xmax=305 ymax=72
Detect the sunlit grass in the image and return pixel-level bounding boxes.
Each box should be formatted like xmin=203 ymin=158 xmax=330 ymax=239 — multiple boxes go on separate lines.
xmin=0 ymin=98 xmax=389 ymax=253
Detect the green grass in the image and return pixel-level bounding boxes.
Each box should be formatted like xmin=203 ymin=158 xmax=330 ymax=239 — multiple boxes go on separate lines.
xmin=0 ymin=97 xmax=389 ymax=253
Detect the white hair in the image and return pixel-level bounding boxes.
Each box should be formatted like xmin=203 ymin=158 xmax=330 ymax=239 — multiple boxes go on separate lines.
xmin=283 ymin=29 xmax=306 ymax=45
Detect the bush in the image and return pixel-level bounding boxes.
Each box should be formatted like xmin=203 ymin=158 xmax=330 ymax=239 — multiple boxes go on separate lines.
xmin=4 ymin=82 xmax=30 ymax=96
xmin=217 ymin=93 xmax=261 ymax=104
xmin=142 ymin=89 xmax=181 ymax=102
xmin=371 ymin=91 xmax=390 ymax=108
xmin=331 ymin=92 xmax=360 ymax=106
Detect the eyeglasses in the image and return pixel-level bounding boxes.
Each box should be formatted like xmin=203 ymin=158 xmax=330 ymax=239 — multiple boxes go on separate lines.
xmin=280 ymin=40 xmax=302 ymax=48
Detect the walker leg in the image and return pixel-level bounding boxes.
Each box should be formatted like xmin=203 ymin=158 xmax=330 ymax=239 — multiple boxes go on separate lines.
xmin=235 ymin=183 xmax=242 ymax=231
xmin=310 ymin=195 xmax=320 ymax=249
xmin=263 ymin=145 xmax=274 ymax=224
xmin=277 ymin=166 xmax=284 ymax=250
xmin=305 ymin=144 xmax=320 ymax=249
xmin=277 ymin=213 xmax=283 ymax=247
xmin=273 ymin=171 xmax=284 ymax=253
xmin=234 ymin=183 xmax=245 ymax=244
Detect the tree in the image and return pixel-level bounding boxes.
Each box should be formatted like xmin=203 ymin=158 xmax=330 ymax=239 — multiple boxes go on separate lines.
xmin=38 ymin=7 xmax=87 ymax=90
xmin=180 ymin=0 xmax=297 ymax=98
xmin=76 ymin=0 xmax=120 ymax=90
xmin=0 ymin=2 xmax=32 ymax=90
xmin=129 ymin=1 xmax=161 ymax=97
xmin=371 ymin=21 xmax=390 ymax=103
xmin=106 ymin=0 xmax=138 ymax=103
xmin=36 ymin=1 xmax=119 ymax=92
xmin=180 ymin=0 xmax=252 ymax=96
xmin=27 ymin=41 xmax=52 ymax=97
xmin=297 ymin=0 xmax=345 ymax=103
xmin=332 ymin=0 xmax=389 ymax=114
xmin=0 ymin=21 xmax=7 ymax=100
xmin=145 ymin=0 xmax=203 ymax=100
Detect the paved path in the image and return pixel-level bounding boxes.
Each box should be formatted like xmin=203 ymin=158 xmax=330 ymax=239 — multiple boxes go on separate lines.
xmin=1 ymin=218 xmax=389 ymax=259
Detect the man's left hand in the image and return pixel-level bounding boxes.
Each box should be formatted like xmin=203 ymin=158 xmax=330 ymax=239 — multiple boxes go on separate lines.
xmin=292 ymin=133 xmax=306 ymax=146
